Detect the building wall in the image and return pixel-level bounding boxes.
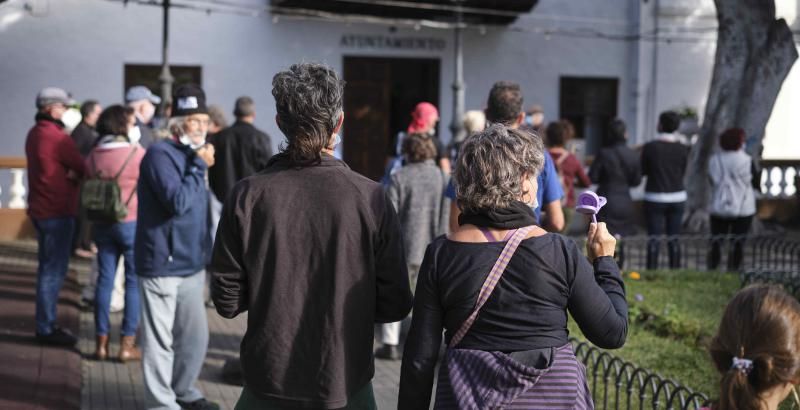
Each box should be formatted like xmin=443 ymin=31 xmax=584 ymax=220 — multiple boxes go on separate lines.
xmin=0 ymin=0 xmax=634 ymax=158
xmin=0 ymin=0 xmax=798 ymax=160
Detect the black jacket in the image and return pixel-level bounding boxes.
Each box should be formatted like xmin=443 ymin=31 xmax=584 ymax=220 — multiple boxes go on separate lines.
xmin=589 ymin=144 xmax=643 ymax=236
xmin=399 ymin=235 xmax=627 ymax=409
xmin=136 ymin=117 xmax=156 ymax=149
xmin=70 ymin=122 xmax=97 ymax=157
xmin=210 ymin=153 xmax=412 ymax=409
xmin=641 ymin=138 xmax=690 ymax=194
xmin=208 ymin=120 xmax=273 ymax=202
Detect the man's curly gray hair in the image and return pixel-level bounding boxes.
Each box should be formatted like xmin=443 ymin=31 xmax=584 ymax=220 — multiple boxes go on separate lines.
xmin=454 ymin=124 xmax=545 ymax=213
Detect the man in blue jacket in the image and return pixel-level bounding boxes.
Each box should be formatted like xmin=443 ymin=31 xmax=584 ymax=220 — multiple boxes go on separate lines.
xmin=135 ymin=84 xmax=219 ymax=410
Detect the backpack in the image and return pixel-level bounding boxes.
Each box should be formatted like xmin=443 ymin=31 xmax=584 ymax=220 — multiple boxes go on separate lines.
xmin=81 ymin=146 xmax=138 ymax=223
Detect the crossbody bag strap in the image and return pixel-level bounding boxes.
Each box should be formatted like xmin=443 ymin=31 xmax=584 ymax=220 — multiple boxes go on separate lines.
xmin=115 ymin=145 xmax=139 ymax=206
xmin=449 ymin=225 xmax=535 ymax=348
xmin=113 ymin=145 xmax=139 ymax=181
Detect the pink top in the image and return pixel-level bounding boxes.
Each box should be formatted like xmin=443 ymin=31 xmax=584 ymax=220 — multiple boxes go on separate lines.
xmin=85 ymin=141 xmax=145 ymax=223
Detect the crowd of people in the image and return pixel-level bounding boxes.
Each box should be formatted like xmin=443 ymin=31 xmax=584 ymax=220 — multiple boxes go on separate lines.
xmin=23 ymin=61 xmax=797 ymax=410
xmin=26 ymin=83 xmax=272 ymax=410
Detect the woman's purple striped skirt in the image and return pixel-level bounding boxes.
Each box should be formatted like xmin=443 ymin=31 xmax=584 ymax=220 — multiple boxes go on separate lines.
xmin=434 ymin=343 xmax=593 ymax=409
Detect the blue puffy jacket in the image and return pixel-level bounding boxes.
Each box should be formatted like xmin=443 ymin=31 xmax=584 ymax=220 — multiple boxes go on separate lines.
xmin=135 ymin=139 xmax=210 ymax=278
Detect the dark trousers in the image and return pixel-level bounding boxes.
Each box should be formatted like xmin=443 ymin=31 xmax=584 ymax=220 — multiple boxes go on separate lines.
xmin=72 ymin=208 xmax=92 ymax=252
xmin=33 ymin=217 xmax=75 ymax=335
xmin=644 ymin=201 xmax=685 ymax=269
xmin=709 ymin=215 xmax=753 ymax=271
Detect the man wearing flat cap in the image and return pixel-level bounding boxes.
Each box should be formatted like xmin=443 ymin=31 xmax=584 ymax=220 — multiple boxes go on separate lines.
xmin=135 ymin=84 xmax=219 ymax=410
xmin=26 ymin=87 xmax=87 ymax=347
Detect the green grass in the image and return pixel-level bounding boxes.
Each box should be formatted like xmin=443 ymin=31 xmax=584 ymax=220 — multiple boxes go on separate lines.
xmin=568 ymin=270 xmax=741 ymax=397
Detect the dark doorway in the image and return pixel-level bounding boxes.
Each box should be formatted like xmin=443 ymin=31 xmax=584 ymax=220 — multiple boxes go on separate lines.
xmin=124 ymin=64 xmax=202 ymax=101
xmin=559 ymin=77 xmax=619 ymax=157
xmin=343 ymin=57 xmax=440 ymax=181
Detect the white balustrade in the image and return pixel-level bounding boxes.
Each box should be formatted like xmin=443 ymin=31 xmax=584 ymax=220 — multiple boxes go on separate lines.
xmin=0 ymin=158 xmax=28 ymax=210
xmin=8 ymin=169 xmax=26 ymax=209
xmin=760 ymin=162 xmax=800 ymax=199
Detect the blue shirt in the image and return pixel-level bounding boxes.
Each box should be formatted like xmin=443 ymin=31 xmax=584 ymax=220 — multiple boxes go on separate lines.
xmin=446 ymin=151 xmax=564 ymax=222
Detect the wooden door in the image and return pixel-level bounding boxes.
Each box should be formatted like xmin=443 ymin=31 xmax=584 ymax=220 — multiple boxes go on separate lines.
xmin=343 ymin=58 xmax=391 ymax=181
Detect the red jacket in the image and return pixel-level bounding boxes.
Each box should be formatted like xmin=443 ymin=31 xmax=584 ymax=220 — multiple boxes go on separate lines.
xmin=26 ymin=116 xmax=87 ymax=220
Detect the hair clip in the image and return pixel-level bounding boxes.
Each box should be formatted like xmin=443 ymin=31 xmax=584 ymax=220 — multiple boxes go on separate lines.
xmin=731 ymin=357 xmax=754 ymax=375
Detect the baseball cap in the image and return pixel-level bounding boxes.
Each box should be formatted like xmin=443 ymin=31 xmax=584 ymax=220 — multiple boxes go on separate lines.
xmin=526 ymin=104 xmax=544 ymax=115
xmin=36 ymin=87 xmax=75 ymax=108
xmin=172 ymin=84 xmax=208 ymax=116
xmin=125 ymin=85 xmax=162 ymax=105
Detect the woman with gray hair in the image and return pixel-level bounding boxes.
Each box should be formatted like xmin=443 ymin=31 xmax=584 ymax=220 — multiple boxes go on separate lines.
xmin=398 ymin=124 xmax=628 ymax=409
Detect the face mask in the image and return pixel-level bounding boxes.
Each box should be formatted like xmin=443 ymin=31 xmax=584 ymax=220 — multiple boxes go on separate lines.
xmin=528 ymin=177 xmax=539 ymax=210
xmin=179 ymin=134 xmax=205 ymax=150
xmin=331 ymin=133 xmax=342 ymax=148
xmin=128 ymin=126 xmax=141 ymax=144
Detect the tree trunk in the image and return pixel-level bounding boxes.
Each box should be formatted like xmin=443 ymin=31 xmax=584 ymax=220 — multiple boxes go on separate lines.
xmin=684 ymin=0 xmax=797 ymax=232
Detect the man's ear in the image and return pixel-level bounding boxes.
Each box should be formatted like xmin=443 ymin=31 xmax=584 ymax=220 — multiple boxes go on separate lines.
xmin=333 ymin=112 xmax=344 ymax=134
xmin=516 ymin=112 xmax=525 ymax=127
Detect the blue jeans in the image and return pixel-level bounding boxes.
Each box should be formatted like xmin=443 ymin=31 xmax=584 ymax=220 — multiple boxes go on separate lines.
xmin=644 ymin=201 xmax=685 ymax=269
xmin=93 ymin=221 xmax=140 ymax=336
xmin=33 ymin=217 xmax=75 ymax=335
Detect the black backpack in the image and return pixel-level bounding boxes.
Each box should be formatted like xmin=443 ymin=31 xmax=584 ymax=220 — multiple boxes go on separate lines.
xmin=81 ymin=146 xmax=138 ymax=223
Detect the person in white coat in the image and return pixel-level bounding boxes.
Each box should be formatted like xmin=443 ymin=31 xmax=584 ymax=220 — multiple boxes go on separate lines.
xmin=708 ymin=127 xmax=759 ymax=271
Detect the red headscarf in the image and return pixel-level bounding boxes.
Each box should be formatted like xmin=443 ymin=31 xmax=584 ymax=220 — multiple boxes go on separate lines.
xmin=407 ymin=102 xmax=439 ymax=134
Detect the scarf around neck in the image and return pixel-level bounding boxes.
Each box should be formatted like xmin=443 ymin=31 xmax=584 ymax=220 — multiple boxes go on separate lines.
xmin=458 ymin=200 xmax=538 ymax=229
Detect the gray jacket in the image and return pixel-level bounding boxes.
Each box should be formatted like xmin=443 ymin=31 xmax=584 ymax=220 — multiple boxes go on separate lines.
xmin=387 ymin=160 xmax=449 ymax=266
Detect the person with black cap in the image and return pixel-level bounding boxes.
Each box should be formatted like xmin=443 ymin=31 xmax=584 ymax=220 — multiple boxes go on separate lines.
xmin=26 ymin=86 xmax=87 ymax=346
xmin=135 ymin=84 xmax=219 ymax=410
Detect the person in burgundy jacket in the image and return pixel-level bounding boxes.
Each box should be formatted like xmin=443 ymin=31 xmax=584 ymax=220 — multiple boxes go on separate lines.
xmin=545 ymin=120 xmax=592 ymax=233
xmin=26 ymin=87 xmax=87 ymax=346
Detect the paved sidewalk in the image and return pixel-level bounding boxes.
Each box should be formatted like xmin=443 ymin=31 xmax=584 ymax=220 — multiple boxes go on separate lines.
xmin=0 ymin=240 xmax=83 ymax=410
xmin=79 ymin=300 xmax=404 ymax=409
xmin=0 ymin=240 xmax=407 ymax=410
xmin=78 ymin=276 xmax=404 ymax=410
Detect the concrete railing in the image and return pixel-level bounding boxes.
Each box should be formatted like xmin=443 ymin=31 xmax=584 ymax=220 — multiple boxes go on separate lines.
xmin=0 ymin=157 xmax=27 ymax=209
xmin=760 ymin=160 xmax=800 ymax=199
xmin=0 ymin=157 xmax=33 ymax=240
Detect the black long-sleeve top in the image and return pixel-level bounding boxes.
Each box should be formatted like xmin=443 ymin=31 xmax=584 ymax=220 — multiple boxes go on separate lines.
xmin=399 ymin=233 xmax=627 ymax=409
xmin=210 ymin=153 xmax=413 ymax=409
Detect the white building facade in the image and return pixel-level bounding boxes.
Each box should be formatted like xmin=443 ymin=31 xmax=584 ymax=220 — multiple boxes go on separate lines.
xmin=1 ymin=0 xmax=799 ymax=169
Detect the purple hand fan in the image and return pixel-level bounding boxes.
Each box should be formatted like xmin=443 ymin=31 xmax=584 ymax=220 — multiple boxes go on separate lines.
xmin=576 ymin=191 xmax=607 ymax=224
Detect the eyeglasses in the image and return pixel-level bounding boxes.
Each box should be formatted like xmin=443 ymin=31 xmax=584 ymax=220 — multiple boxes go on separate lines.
xmin=186 ymin=117 xmax=210 ymax=127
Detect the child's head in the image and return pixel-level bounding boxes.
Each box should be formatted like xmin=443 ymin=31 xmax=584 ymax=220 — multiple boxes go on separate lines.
xmin=709 ymin=285 xmax=800 ymax=409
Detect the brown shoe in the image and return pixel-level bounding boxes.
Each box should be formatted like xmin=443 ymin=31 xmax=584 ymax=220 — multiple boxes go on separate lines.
xmin=95 ymin=335 xmax=109 ymax=360
xmin=118 ymin=335 xmax=142 ymax=363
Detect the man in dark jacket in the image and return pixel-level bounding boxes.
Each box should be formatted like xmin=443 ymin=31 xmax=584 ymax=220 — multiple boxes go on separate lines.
xmin=210 ymin=63 xmax=412 ymax=409
xmin=71 ymin=99 xmax=102 ymax=258
xmin=26 ymin=87 xmax=87 ymax=346
xmin=208 ymin=96 xmax=272 ymax=203
xmin=135 ymin=85 xmax=219 ymax=410
xmin=71 ymin=100 xmax=101 ymax=157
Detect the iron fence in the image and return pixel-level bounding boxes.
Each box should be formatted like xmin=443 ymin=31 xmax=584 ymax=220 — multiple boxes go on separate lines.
xmin=567 ymin=234 xmax=800 ymax=272
xmin=571 ymin=338 xmax=710 ymax=410
xmin=740 ymin=270 xmax=800 ymax=297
